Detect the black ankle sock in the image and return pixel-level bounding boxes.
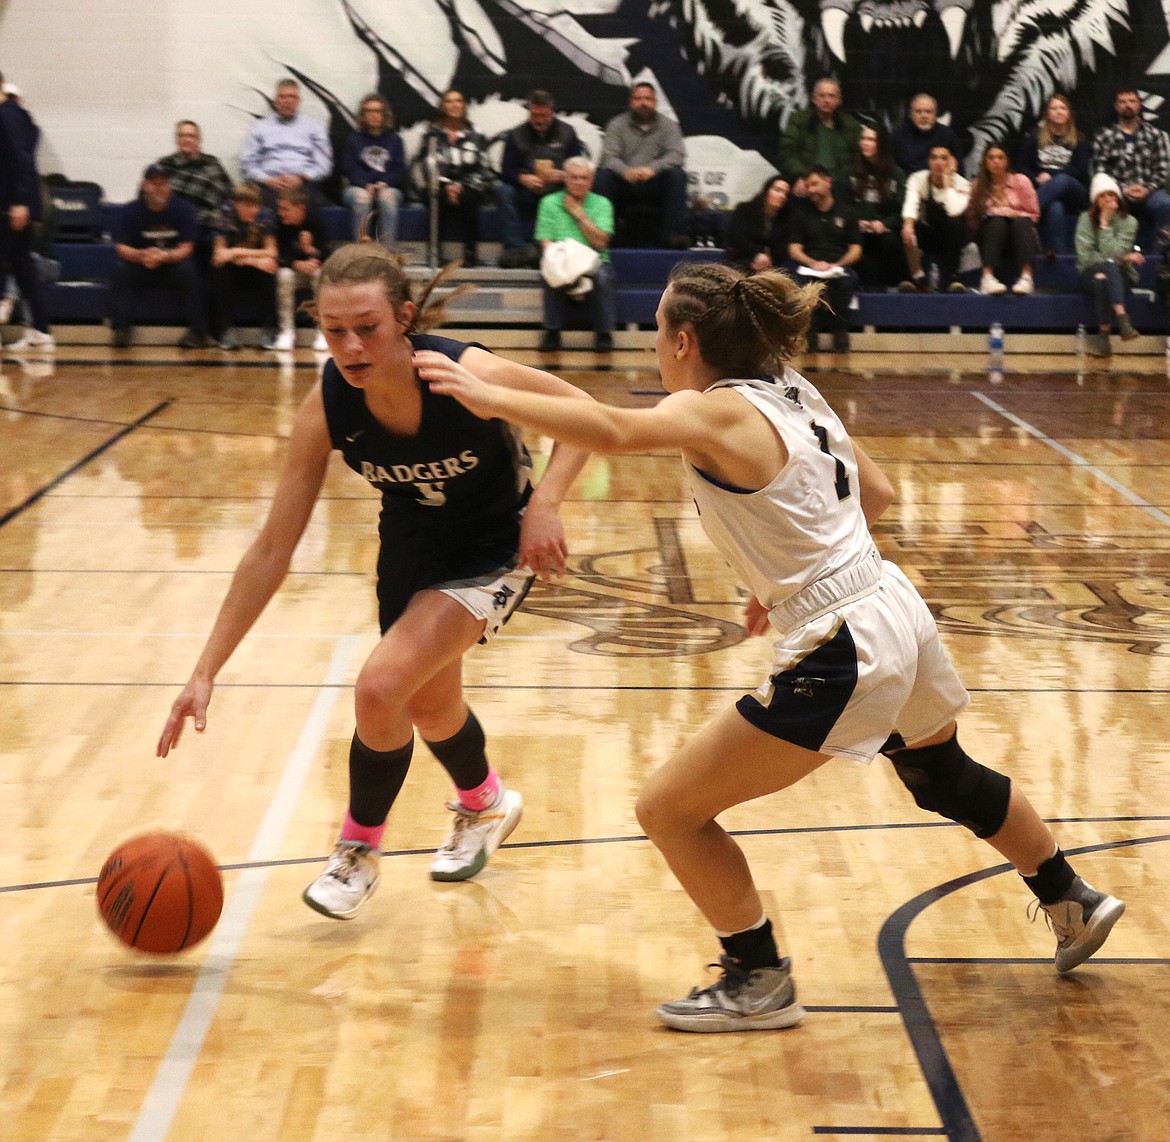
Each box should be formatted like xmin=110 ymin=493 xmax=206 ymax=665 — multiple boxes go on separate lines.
xmin=424 ymin=709 xmax=488 ymax=791
xmin=719 ymin=918 xmax=781 ymax=971
xmin=1022 ymin=849 xmax=1076 ymax=905
xmin=348 ymin=733 xmax=414 ymax=827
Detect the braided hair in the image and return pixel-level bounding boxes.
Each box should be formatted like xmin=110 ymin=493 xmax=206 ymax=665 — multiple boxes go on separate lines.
xmin=662 ymin=262 xmax=823 ymax=375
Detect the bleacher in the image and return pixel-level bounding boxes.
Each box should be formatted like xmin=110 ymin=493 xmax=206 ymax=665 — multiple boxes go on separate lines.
xmin=36 ymin=201 xmax=1170 ymax=338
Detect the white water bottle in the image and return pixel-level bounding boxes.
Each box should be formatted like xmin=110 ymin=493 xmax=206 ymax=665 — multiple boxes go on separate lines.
xmin=928 ymin=262 xmax=940 ymax=292
xmin=1076 ymin=323 xmax=1086 ymax=356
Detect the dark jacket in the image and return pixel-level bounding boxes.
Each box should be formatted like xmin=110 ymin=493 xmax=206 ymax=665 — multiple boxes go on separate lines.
xmin=777 ymin=108 xmax=863 ymax=183
xmin=834 ymin=166 xmax=906 ymax=231
xmin=724 ymin=200 xmax=791 ymax=268
xmin=890 ymin=120 xmax=966 ymax=175
xmin=499 ymin=119 xmax=583 ymax=187
xmin=0 ymin=100 xmax=39 ymax=212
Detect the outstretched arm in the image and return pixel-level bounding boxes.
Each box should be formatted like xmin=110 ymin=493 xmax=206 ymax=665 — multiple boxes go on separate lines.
xmin=456 ymin=347 xmax=595 ymax=579
xmin=416 ymin=349 xmax=728 ymax=456
xmin=157 ymin=385 xmax=333 ymax=756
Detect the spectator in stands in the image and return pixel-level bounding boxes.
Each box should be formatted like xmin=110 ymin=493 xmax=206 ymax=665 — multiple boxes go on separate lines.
xmin=496 ymin=90 xmax=584 ymax=268
xmin=341 ymin=94 xmax=406 ymax=249
xmin=1091 ymin=88 xmax=1170 ymax=240
xmin=724 ymin=175 xmax=793 ymax=272
xmin=417 ymin=89 xmax=491 ymax=268
xmin=1 ymin=81 xmax=39 ymax=152
xmin=837 ymin=123 xmax=907 ymax=289
xmin=1076 ymin=173 xmax=1143 ymax=357
xmin=1017 ymin=94 xmax=1090 ymax=256
xmin=272 ymin=185 xmax=329 ymax=351
xmin=208 ymin=182 xmax=278 ymax=350
xmin=776 ymin=78 xmax=862 ymax=194
xmin=109 ymin=164 xmax=207 ymax=349
xmin=891 ymin=93 xmax=965 ymax=176
xmin=534 ymin=156 xmax=615 ymax=353
xmin=967 ymin=144 xmax=1041 ymax=295
xmin=0 ymin=72 xmax=52 ymax=352
xmin=787 ymin=165 xmax=861 ymax=352
xmin=157 ymin=121 xmax=233 ymax=245
xmin=239 ymin=79 xmax=333 ymax=207
xmin=900 ymin=145 xmax=971 ymax=292
xmin=595 ymin=82 xmax=688 ymax=248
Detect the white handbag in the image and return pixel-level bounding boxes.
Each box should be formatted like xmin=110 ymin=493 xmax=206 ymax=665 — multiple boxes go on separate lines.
xmin=540 ymin=238 xmax=601 ymax=298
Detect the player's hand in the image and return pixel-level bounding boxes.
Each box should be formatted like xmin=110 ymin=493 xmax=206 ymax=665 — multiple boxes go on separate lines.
xmin=743 ymin=596 xmax=771 ymax=637
xmin=157 ymin=675 xmax=213 ymax=758
xmin=414 ymin=350 xmax=502 ymax=419
xmin=518 ymin=495 xmax=568 ymax=580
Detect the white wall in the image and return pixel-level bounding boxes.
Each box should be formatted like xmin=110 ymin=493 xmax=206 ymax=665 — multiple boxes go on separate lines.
xmin=0 ymin=0 xmax=462 ymax=199
xmin=0 ymin=0 xmax=775 ymax=204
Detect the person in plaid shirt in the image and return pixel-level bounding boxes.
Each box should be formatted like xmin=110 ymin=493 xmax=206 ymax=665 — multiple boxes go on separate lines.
xmin=1090 ymin=88 xmax=1170 ymax=236
xmin=417 ymin=89 xmax=492 ymax=267
xmin=157 ymin=121 xmax=233 ymax=245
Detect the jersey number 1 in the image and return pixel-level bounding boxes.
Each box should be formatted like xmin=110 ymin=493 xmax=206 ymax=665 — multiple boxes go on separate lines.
xmin=810 ymin=422 xmax=851 ymax=501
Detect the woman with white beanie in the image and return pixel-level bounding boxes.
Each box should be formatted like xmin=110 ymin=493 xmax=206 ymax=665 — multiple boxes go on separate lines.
xmin=1075 ymin=172 xmax=1144 ymax=356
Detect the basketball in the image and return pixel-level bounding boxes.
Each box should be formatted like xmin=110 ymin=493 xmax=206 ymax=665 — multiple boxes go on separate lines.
xmin=96 ymin=832 xmax=224 ymax=954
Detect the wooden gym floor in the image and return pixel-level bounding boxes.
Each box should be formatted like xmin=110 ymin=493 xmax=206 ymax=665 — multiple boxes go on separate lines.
xmin=1 ymin=341 xmax=1168 ymax=1142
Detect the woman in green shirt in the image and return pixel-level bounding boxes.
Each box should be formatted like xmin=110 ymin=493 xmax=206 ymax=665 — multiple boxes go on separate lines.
xmin=1076 ymin=173 xmax=1144 ymax=355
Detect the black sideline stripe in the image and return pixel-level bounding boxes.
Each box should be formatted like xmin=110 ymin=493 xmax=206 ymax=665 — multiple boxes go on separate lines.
xmin=0 ymin=400 xmax=171 ymax=529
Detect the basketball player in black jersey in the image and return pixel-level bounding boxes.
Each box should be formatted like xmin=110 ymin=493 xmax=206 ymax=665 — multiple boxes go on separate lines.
xmin=158 ymin=241 xmax=590 ymax=918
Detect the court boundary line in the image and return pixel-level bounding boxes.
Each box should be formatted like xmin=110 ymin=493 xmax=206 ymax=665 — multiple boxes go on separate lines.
xmin=0 ymin=400 xmax=171 ymax=529
xmin=972 ymin=391 xmax=1170 ymax=527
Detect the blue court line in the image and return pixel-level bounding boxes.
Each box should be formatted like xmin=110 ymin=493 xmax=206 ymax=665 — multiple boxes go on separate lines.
xmin=878 ymin=833 xmax=1170 ymax=1142
xmin=0 ymin=400 xmax=171 ymax=529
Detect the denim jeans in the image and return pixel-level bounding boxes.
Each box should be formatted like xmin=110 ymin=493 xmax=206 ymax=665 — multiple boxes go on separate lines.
xmin=542 ymin=262 xmax=616 ymax=333
xmin=110 ymin=259 xmax=205 ymax=333
xmin=1080 ymin=260 xmax=1127 ymax=327
xmin=344 ymin=184 xmax=403 ymax=246
xmin=1036 ymin=173 xmax=1088 ymax=254
xmin=494 ymin=182 xmax=543 ymax=252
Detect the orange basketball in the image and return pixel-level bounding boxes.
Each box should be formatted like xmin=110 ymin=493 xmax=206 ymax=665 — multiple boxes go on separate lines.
xmin=96 ymin=832 xmax=224 ymax=954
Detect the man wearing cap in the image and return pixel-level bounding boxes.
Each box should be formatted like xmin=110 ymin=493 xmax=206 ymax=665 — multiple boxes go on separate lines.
xmin=109 ymin=164 xmax=208 ymax=348
xmin=0 ymin=70 xmax=53 ymax=352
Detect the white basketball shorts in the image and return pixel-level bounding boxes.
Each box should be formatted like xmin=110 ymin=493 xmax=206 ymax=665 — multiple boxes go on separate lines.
xmin=736 ymin=557 xmax=970 ymax=762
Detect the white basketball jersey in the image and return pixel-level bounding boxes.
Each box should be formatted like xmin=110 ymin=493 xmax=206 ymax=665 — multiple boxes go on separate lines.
xmin=683 ymin=367 xmax=880 ymax=612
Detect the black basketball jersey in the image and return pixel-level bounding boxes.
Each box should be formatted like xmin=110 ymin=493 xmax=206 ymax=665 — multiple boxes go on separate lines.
xmin=321 ymin=333 xmax=533 ymax=630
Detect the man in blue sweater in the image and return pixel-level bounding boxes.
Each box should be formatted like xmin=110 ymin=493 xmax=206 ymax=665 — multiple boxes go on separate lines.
xmin=240 ymin=79 xmax=333 ymax=207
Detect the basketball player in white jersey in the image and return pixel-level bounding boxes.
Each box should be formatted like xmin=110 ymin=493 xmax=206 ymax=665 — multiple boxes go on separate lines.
xmin=416 ymin=260 xmax=1125 ymax=1032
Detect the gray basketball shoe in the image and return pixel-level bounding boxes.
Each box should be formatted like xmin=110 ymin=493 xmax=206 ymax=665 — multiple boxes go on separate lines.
xmin=656 ymin=956 xmax=806 ymax=1032
xmin=1035 ymin=877 xmax=1126 ymax=972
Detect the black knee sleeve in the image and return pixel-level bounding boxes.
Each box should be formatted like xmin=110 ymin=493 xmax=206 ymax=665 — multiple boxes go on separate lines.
xmin=884 ymin=734 xmax=1010 ymax=838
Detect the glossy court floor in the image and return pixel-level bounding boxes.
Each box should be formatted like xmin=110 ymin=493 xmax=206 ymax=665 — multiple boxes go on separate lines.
xmin=1 ymin=341 xmax=1168 ymax=1142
